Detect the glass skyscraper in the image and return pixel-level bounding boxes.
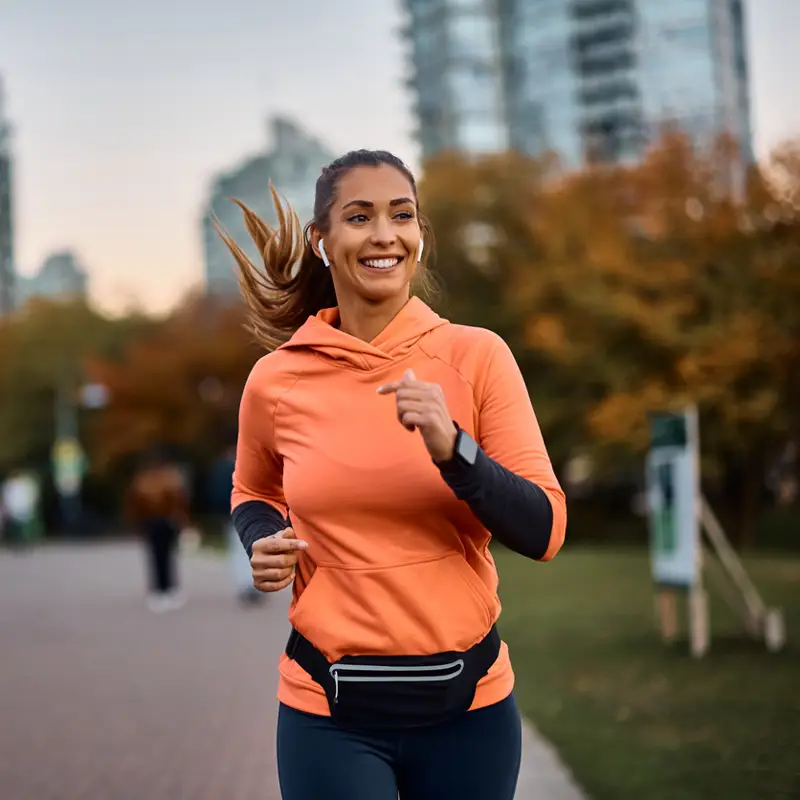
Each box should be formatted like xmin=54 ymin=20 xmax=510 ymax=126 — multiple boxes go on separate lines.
xmin=201 ymin=117 xmax=334 ymax=296
xmin=0 ymin=77 xmax=15 ymax=316
xmin=403 ymin=0 xmax=507 ymax=157
xmin=402 ymin=0 xmax=753 ymax=167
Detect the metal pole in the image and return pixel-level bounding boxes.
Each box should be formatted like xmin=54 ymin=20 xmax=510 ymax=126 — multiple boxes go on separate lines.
xmin=54 ymin=378 xmax=82 ymax=531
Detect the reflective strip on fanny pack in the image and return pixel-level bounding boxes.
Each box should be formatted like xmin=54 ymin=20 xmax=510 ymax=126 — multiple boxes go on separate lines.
xmin=329 ymin=660 xmax=466 ymax=701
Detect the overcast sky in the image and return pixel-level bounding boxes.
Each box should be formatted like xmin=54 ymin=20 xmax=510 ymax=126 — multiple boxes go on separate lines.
xmin=2 ymin=0 xmax=798 ymax=314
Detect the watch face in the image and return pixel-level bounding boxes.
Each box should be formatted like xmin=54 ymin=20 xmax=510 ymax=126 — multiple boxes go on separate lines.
xmin=457 ymin=431 xmax=479 ymax=466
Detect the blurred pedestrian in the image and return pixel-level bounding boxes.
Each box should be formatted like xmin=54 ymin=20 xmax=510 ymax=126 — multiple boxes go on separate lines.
xmin=208 ymin=443 xmax=263 ymax=606
xmin=216 ymin=150 xmax=567 ymax=799
xmin=125 ymin=450 xmax=189 ymax=613
xmin=1 ymin=470 xmax=41 ymax=550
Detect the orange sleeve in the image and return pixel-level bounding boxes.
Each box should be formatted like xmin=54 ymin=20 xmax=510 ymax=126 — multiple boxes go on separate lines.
xmin=231 ymin=358 xmax=288 ymax=518
xmin=477 ymin=335 xmax=567 ymax=561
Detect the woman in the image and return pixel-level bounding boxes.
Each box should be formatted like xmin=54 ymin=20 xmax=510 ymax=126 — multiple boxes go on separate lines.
xmin=217 ymin=150 xmax=567 ymax=799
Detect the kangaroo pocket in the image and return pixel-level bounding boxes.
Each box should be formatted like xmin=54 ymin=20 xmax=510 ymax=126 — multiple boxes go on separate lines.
xmin=290 ymin=553 xmax=495 ymax=663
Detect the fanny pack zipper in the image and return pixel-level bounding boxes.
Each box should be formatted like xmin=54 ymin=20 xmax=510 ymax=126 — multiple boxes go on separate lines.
xmin=330 ymin=659 xmax=466 ymax=703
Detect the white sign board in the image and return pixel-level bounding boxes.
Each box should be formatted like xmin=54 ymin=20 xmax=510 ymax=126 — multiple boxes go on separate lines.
xmin=645 ymin=407 xmax=700 ymax=588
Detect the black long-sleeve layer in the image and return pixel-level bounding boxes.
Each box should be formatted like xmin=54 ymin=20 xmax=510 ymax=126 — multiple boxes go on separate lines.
xmin=435 ymin=442 xmax=553 ymax=560
xmin=231 ymin=443 xmax=553 ymax=561
xmin=231 ymin=500 xmax=287 ymax=558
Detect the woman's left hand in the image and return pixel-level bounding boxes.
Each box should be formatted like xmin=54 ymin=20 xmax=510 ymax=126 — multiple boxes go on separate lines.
xmin=378 ymin=369 xmax=457 ymax=463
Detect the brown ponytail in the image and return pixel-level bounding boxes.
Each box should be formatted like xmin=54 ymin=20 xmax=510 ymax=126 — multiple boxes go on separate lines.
xmin=212 ymin=149 xmax=437 ymax=352
xmin=211 ymin=185 xmax=335 ymax=352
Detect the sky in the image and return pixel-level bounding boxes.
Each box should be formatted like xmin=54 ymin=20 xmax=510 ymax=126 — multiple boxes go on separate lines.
xmin=1 ymin=0 xmax=799 ymax=316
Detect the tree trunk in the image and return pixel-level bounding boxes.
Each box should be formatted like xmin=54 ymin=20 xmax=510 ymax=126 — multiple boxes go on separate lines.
xmin=720 ymin=451 xmax=765 ymax=550
xmin=735 ymin=458 xmax=764 ymax=551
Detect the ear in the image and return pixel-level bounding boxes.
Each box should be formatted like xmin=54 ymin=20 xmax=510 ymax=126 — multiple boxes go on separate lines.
xmin=318 ymin=240 xmax=330 ymax=268
xmin=309 ymin=226 xmax=324 ymax=262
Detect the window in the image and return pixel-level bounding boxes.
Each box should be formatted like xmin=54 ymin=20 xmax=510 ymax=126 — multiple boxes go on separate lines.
xmin=449 ymin=13 xmax=496 ymax=60
xmin=448 ymin=64 xmax=502 ymax=115
xmin=456 ymin=117 xmax=507 ymax=152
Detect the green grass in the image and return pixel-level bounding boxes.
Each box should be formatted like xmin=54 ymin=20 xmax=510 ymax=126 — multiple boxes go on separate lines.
xmin=494 ymin=545 xmax=800 ymax=800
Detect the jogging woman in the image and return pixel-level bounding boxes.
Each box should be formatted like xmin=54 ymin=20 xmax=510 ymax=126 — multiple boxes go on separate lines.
xmin=216 ymin=149 xmax=567 ymax=799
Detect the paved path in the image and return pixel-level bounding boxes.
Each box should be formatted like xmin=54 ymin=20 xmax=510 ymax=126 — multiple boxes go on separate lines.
xmin=0 ymin=543 xmax=585 ymax=800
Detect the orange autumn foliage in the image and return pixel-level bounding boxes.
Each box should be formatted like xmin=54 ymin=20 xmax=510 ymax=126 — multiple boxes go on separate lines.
xmin=85 ymin=294 xmax=261 ymax=469
xmin=421 ymin=131 xmax=800 ymax=514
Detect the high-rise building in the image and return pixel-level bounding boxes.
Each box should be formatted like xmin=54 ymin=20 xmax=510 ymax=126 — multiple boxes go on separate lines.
xmin=201 ymin=117 xmax=335 ymax=295
xmin=403 ymin=0 xmax=507 ymax=157
xmin=0 ymin=76 xmax=15 ymax=315
xmin=402 ymin=0 xmax=753 ymax=168
xmin=16 ymin=251 xmax=88 ymax=307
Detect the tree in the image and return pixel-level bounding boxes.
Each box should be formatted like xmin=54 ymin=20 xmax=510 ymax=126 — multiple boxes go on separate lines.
xmin=0 ymin=298 xmax=146 ymax=474
xmin=85 ymin=292 xmax=261 ymax=471
xmin=419 ymin=149 xmax=584 ymax=468
xmin=527 ymin=133 xmax=800 ymax=544
xmin=420 ymin=133 xmax=800 ymax=546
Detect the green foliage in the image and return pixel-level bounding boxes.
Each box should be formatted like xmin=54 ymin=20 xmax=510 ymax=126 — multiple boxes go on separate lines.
xmin=0 ymin=299 xmax=150 ymax=473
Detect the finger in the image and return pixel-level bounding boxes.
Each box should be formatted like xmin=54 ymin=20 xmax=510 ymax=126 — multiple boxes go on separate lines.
xmin=395 ymin=398 xmax=428 ymax=430
xmin=252 ymin=530 xmax=290 ymax=553
xmin=377 ymin=371 xmax=425 ymax=395
xmin=377 ymin=380 xmax=431 ymax=396
xmin=399 ymin=411 xmax=426 ymax=429
xmin=251 ymin=550 xmax=299 ymax=570
xmin=395 ymin=386 xmax=436 ymax=403
xmin=396 ymin=398 xmax=429 ymax=418
xmin=255 ymin=573 xmax=294 ymax=593
xmin=255 ymin=530 xmax=308 ymax=554
xmin=253 ymin=566 xmax=294 ymax=583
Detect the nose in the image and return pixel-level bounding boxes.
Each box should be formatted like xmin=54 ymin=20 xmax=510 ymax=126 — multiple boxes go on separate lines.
xmin=370 ymin=214 xmax=397 ymax=246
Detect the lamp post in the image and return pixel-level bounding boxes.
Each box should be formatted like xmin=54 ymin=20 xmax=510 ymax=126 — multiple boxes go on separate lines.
xmin=52 ymin=380 xmax=109 ymax=532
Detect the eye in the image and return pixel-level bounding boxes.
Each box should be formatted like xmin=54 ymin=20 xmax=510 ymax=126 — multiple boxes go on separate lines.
xmin=394 ymin=211 xmax=414 ymax=220
xmin=346 ymin=213 xmax=369 ymax=223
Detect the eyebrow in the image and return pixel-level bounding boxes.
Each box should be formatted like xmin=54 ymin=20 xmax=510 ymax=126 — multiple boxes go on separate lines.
xmin=341 ymin=197 xmax=415 ymax=211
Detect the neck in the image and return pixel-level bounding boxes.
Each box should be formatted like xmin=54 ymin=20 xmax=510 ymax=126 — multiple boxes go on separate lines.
xmin=337 ymin=292 xmax=410 ymax=343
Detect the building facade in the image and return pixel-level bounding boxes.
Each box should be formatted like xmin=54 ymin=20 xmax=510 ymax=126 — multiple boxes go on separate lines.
xmin=201 ymin=117 xmax=335 ymax=295
xmin=403 ymin=0 xmax=507 ymax=157
xmin=16 ymin=251 xmax=88 ymax=306
xmin=402 ymin=0 xmax=753 ymax=168
xmin=0 ymin=77 xmax=15 ymax=316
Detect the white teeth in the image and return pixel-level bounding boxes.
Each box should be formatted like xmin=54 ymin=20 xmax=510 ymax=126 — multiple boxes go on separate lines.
xmin=363 ymin=258 xmax=401 ymax=269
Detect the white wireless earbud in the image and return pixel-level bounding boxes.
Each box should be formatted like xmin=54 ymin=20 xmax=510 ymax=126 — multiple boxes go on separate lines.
xmin=417 ymin=238 xmax=424 ymax=263
xmin=318 ymin=239 xmax=330 ymax=268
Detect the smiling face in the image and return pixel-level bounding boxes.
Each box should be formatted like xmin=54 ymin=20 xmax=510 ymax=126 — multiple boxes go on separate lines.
xmin=312 ymin=163 xmax=423 ymax=307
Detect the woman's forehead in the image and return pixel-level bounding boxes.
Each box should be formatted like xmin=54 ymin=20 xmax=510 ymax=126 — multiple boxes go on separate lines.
xmin=334 ymin=164 xmax=415 ymax=206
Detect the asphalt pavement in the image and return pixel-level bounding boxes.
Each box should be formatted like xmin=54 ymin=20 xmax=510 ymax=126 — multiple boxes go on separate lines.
xmin=0 ymin=542 xmax=586 ymax=800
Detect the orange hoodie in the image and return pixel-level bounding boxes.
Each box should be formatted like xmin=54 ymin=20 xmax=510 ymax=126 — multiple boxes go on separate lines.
xmin=232 ymin=297 xmax=567 ymax=717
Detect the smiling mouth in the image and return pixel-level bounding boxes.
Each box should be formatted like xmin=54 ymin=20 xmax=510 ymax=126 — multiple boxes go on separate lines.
xmin=359 ymin=256 xmax=404 ymax=270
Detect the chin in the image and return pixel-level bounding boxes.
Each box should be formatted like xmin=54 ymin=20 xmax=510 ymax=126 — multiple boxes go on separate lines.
xmin=356 ymin=272 xmax=413 ymax=303
xmin=359 ymin=283 xmax=409 ymax=304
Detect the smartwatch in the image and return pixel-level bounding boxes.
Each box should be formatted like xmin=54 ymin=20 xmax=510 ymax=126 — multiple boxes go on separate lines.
xmin=451 ymin=424 xmax=479 ymax=467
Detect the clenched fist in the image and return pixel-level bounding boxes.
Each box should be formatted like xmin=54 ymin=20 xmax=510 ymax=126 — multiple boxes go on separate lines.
xmin=378 ymin=368 xmax=457 ymax=463
xmin=250 ymin=528 xmax=308 ymax=593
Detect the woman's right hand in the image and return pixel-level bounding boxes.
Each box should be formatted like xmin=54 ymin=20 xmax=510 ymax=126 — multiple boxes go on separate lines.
xmin=250 ymin=528 xmax=308 ymax=593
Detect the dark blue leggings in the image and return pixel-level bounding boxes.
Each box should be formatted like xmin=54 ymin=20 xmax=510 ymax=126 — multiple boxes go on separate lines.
xmin=277 ymin=692 xmax=522 ymax=800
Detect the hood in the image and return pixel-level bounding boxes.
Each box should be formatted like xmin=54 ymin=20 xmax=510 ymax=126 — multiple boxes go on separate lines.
xmin=277 ymin=296 xmax=449 ymax=370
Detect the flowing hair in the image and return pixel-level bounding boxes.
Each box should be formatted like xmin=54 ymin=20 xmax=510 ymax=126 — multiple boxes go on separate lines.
xmin=211 ymin=149 xmax=436 ymax=352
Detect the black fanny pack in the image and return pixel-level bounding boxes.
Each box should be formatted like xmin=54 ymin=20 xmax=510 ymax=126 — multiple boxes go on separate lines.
xmin=285 ymin=625 xmax=501 ymax=731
